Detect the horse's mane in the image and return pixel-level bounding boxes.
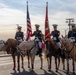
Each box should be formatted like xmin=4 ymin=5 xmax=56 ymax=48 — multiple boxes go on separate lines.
xmin=48 ymin=39 xmax=58 ymax=51
xmin=49 ymin=39 xmax=57 ymax=48
xmin=61 ymin=37 xmax=70 ymax=43
xmin=49 ymin=39 xmax=55 ymax=46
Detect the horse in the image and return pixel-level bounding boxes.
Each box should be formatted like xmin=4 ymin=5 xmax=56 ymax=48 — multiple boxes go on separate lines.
xmin=17 ymin=40 xmax=43 ymax=70
xmin=4 ymin=38 xmax=24 ymax=71
xmin=61 ymin=37 xmax=76 ymax=74
xmin=44 ymin=39 xmax=61 ymax=72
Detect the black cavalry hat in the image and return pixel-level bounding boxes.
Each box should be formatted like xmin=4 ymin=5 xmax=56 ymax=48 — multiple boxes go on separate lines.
xmin=52 ymin=24 xmax=58 ymax=27
xmin=71 ymin=24 xmax=75 ymax=27
xmin=17 ymin=26 xmax=22 ymax=29
xmin=35 ymin=24 xmax=40 ymax=28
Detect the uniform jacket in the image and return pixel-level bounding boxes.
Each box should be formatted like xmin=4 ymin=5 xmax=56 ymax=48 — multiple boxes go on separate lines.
xmin=68 ymin=30 xmax=76 ymax=38
xmin=15 ymin=31 xmax=24 ymax=41
xmin=51 ymin=30 xmax=60 ymax=42
xmin=31 ymin=30 xmax=42 ymax=41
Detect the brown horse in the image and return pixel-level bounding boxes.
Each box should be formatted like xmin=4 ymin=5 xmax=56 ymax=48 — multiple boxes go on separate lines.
xmin=61 ymin=37 xmax=76 ymax=74
xmin=4 ymin=38 xmax=24 ymax=71
xmin=45 ymin=39 xmax=61 ymax=72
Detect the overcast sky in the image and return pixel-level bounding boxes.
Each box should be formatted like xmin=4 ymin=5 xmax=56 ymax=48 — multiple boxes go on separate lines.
xmin=0 ymin=0 xmax=76 ymax=40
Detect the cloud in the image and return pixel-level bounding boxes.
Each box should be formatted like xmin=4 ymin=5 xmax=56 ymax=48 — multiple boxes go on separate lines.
xmin=0 ymin=2 xmax=8 ymax=8
xmin=0 ymin=2 xmax=26 ymax=40
xmin=0 ymin=7 xmax=25 ymax=25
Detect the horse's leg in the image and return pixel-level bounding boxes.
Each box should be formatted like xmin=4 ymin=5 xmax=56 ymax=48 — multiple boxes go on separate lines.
xmin=62 ymin=58 xmax=65 ymax=70
xmin=49 ymin=56 xmax=52 ymax=71
xmin=47 ymin=57 xmax=50 ymax=71
xmin=55 ymin=57 xmax=58 ymax=72
xmin=31 ymin=56 xmax=34 ymax=70
xmin=72 ymin=58 xmax=75 ymax=74
xmin=67 ymin=58 xmax=69 ymax=74
xmin=40 ymin=56 xmax=43 ymax=69
xmin=12 ymin=55 xmax=16 ymax=70
xmin=21 ymin=55 xmax=24 ymax=69
xmin=58 ymin=57 xmax=60 ymax=70
xmin=32 ymin=56 xmax=35 ymax=70
xmin=17 ymin=55 xmax=20 ymax=71
xmin=27 ymin=54 xmax=30 ymax=68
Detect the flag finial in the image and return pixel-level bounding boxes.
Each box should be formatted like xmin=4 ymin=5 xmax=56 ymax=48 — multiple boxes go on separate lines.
xmin=46 ymin=2 xmax=48 ymax=5
xmin=27 ymin=1 xmax=28 ymax=4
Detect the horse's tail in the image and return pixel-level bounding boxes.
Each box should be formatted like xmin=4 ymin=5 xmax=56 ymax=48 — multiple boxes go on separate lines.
xmin=26 ymin=52 xmax=30 ymax=60
xmin=43 ymin=53 xmax=47 ymax=60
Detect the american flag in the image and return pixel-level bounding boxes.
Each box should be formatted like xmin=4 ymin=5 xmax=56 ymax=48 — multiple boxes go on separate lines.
xmin=26 ymin=2 xmax=32 ymax=41
xmin=45 ymin=2 xmax=50 ymax=40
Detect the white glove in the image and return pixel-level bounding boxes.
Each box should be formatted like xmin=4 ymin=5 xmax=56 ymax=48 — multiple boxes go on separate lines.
xmin=53 ymin=37 xmax=57 ymax=40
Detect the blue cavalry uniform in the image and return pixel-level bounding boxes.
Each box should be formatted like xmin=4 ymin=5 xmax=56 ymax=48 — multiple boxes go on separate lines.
xmin=31 ymin=24 xmax=43 ymax=57
xmin=51 ymin=30 xmax=60 ymax=42
xmin=15 ymin=32 xmax=24 ymax=41
xmin=68 ymin=30 xmax=76 ymax=38
xmin=51 ymin=24 xmax=60 ymax=43
xmin=32 ymin=30 xmax=42 ymax=42
xmin=15 ymin=26 xmax=24 ymax=41
xmin=68 ymin=24 xmax=76 ymax=44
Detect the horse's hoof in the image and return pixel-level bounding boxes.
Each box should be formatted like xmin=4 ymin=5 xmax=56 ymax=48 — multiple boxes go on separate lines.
xmin=22 ymin=66 xmax=24 ymax=69
xmin=17 ymin=69 xmax=20 ymax=72
xmin=48 ymin=69 xmax=51 ymax=72
xmin=57 ymin=68 xmax=59 ymax=70
xmin=73 ymin=72 xmax=75 ymax=75
xmin=13 ymin=68 xmax=15 ymax=71
xmin=56 ymin=70 xmax=58 ymax=72
xmin=63 ymin=68 xmax=65 ymax=70
xmin=29 ymin=68 xmax=33 ymax=72
xmin=40 ymin=67 xmax=42 ymax=69
xmin=28 ymin=66 xmax=30 ymax=68
xmin=67 ymin=71 xmax=69 ymax=74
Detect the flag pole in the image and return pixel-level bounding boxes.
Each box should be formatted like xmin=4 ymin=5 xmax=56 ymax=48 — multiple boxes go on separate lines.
xmin=45 ymin=2 xmax=50 ymax=41
xmin=26 ymin=1 xmax=32 ymax=41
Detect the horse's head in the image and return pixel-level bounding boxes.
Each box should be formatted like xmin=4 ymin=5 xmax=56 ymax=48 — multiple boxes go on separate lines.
xmin=4 ymin=40 xmax=12 ymax=54
xmin=45 ymin=39 xmax=55 ymax=51
xmin=61 ymin=37 xmax=70 ymax=50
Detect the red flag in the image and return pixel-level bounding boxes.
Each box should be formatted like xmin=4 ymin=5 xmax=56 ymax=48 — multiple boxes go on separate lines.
xmin=26 ymin=2 xmax=32 ymax=41
xmin=45 ymin=2 xmax=50 ymax=40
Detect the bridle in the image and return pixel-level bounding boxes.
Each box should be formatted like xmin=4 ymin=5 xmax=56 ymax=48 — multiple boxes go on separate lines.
xmin=62 ymin=40 xmax=74 ymax=55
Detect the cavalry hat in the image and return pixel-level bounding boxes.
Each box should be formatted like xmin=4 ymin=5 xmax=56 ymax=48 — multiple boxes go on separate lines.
xmin=52 ymin=24 xmax=58 ymax=27
xmin=35 ymin=24 xmax=40 ymax=27
xmin=17 ymin=26 xmax=22 ymax=29
xmin=71 ymin=24 xmax=75 ymax=27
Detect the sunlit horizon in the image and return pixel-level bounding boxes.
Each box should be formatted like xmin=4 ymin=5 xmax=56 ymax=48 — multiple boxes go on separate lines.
xmin=0 ymin=0 xmax=76 ymax=40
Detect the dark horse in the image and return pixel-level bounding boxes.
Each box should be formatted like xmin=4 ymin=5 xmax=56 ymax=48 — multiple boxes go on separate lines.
xmin=45 ymin=39 xmax=61 ymax=72
xmin=4 ymin=38 xmax=24 ymax=71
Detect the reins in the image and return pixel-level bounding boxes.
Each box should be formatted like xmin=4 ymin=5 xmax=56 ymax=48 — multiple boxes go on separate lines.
xmin=65 ymin=42 xmax=74 ymax=54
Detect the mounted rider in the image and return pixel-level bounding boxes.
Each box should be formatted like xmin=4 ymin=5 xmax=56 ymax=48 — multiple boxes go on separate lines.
xmin=50 ymin=24 xmax=61 ymax=49
xmin=15 ymin=26 xmax=24 ymax=42
xmin=68 ymin=24 xmax=76 ymax=45
xmin=31 ymin=24 xmax=43 ymax=57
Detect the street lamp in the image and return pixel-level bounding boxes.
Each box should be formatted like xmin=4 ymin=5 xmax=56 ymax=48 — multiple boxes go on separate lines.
xmin=66 ymin=18 xmax=74 ymax=31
